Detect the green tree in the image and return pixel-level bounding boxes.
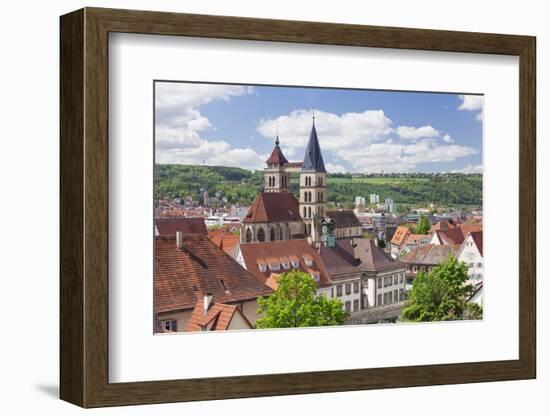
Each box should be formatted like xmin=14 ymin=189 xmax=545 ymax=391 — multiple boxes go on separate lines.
xmin=415 ymin=214 xmax=431 ymax=234
xmin=255 ymin=270 xmax=348 ymax=328
xmin=402 ymin=256 xmax=481 ymax=322
xmin=377 ymin=239 xmax=386 ymax=249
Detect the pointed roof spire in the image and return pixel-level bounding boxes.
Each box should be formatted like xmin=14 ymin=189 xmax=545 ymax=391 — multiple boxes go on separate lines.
xmin=266 ymin=131 xmax=288 ymax=165
xmin=301 ymin=117 xmax=326 ymax=173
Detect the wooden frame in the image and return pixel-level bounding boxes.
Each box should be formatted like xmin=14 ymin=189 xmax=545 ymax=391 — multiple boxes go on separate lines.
xmin=60 ymin=7 xmax=536 ymax=408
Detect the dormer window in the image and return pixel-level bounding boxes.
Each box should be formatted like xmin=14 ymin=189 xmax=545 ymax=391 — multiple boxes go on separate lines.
xmin=257 ymin=260 xmax=267 ymax=272
xmin=288 ymin=255 xmax=300 ymax=268
xmin=282 ymin=262 xmax=290 ymax=270
xmin=270 ymin=262 xmax=280 ymax=272
xmin=219 ymin=279 xmax=229 ymax=293
xmin=303 ymin=254 xmax=313 ymax=267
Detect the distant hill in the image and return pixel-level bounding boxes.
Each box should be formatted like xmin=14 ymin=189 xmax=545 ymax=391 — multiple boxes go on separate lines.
xmin=155 ymin=164 xmax=482 ymax=208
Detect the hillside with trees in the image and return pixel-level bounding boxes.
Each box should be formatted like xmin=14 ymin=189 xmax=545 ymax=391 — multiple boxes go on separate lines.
xmin=155 ymin=164 xmax=482 ymax=208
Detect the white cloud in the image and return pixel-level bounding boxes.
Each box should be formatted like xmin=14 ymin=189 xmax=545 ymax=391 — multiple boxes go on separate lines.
xmin=451 ymin=164 xmax=483 ymax=174
xmin=326 ymin=163 xmax=347 ymax=173
xmin=155 ymin=83 xmax=265 ymax=168
xmin=257 ymin=108 xmax=477 ymax=173
xmin=396 ymin=125 xmax=439 ymax=140
xmin=155 ymin=86 xmax=480 ymax=173
xmin=458 ymin=95 xmax=483 ymax=111
xmin=458 ymin=95 xmax=484 ymax=122
xmin=337 ymin=140 xmax=477 ymax=173
xmin=257 ymin=109 xmax=394 ymax=155
xmin=156 ymin=140 xmax=267 ymax=170
xmin=156 ymin=83 xmax=252 ymax=111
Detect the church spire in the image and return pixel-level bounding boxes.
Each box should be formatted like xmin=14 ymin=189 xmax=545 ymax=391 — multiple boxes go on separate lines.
xmin=301 ymin=117 xmax=326 ymax=173
xmin=265 ymin=131 xmax=288 ymax=165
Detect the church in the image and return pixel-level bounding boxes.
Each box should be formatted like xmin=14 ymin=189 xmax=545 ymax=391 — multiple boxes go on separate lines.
xmin=237 ymin=117 xmax=407 ymax=318
xmin=240 ymin=117 xmax=357 ymax=244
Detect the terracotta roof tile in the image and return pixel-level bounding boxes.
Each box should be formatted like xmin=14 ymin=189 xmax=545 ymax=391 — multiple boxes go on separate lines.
xmin=243 ymin=192 xmax=301 ymax=224
xmin=430 ymin=219 xmax=461 ymax=232
xmin=327 ymin=210 xmax=362 ymax=228
xmin=433 ymin=227 xmax=465 ymax=245
xmin=265 ymin=144 xmax=289 ymax=165
xmin=156 ymin=217 xmax=207 ymax=236
xmin=400 ymin=243 xmax=459 ymax=265
xmin=320 ymin=238 xmax=403 ymax=277
xmin=469 ymin=231 xmax=483 ymax=256
xmin=208 ymin=230 xmax=240 ymax=254
xmin=155 ymin=234 xmax=272 ymax=314
xmin=391 ymin=226 xmax=411 ymax=246
xmin=237 ymin=239 xmax=332 ymax=288
xmin=185 ymin=300 xmax=252 ymax=331
xmin=458 ymin=223 xmax=483 ymax=237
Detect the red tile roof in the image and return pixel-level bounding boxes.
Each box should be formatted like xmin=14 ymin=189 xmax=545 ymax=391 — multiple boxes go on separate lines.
xmin=327 ymin=210 xmax=362 ymax=228
xmin=185 ymin=300 xmax=252 ymax=331
xmin=406 ymin=234 xmax=430 ymax=244
xmin=400 ymin=243 xmax=459 ymax=265
xmin=432 ymin=227 xmax=465 ymax=245
xmin=265 ymin=144 xmax=289 ymax=165
xmin=320 ymin=238 xmax=404 ymax=277
xmin=391 ymin=226 xmax=411 ymax=246
xmin=208 ymin=229 xmax=240 ymax=254
xmin=155 ymin=234 xmax=272 ymax=314
xmin=236 ymin=239 xmax=332 ymax=288
xmin=469 ymin=231 xmax=483 ymax=256
xmin=243 ymin=192 xmax=302 ymax=224
xmin=430 ymin=219 xmax=461 ymax=232
xmin=458 ymin=222 xmax=483 ymax=237
xmin=156 ymin=217 xmax=207 ymax=236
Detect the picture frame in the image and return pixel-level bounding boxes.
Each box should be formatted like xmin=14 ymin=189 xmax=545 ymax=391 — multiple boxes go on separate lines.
xmin=60 ymin=7 xmax=536 ymax=408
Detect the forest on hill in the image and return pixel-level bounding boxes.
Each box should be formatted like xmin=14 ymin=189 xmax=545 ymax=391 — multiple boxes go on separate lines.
xmin=154 ymin=164 xmax=482 ymax=209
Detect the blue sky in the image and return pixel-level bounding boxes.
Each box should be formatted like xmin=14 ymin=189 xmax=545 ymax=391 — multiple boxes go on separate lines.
xmin=155 ymin=82 xmax=483 ymax=173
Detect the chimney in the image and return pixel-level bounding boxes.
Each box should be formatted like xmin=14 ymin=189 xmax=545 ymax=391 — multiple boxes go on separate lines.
xmin=176 ymin=230 xmax=184 ymax=249
xmin=204 ymin=292 xmax=213 ymax=316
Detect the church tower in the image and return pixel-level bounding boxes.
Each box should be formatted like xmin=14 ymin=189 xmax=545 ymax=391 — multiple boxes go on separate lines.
xmin=300 ymin=117 xmax=327 ymax=243
xmin=264 ymin=134 xmax=290 ymax=193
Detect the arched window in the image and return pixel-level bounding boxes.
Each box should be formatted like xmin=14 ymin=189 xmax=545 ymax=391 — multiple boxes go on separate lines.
xmin=303 ymin=207 xmax=307 ymax=218
xmin=257 ymin=228 xmax=265 ymax=242
xmin=245 ymin=228 xmax=252 ymax=243
xmin=270 ymin=227 xmax=275 ymax=241
xmin=308 ymin=207 xmax=312 ymax=218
